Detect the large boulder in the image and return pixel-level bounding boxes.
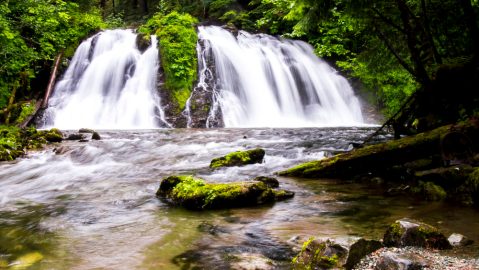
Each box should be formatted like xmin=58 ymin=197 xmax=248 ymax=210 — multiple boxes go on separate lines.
xmin=292 ymin=237 xmax=382 ymax=270
xmin=210 ymin=148 xmax=265 ymax=169
xmin=383 ymin=218 xmax=451 ymax=249
xmin=156 ymin=175 xmax=294 ymax=210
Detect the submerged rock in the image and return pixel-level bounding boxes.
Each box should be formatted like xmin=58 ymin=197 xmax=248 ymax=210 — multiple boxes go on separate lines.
xmin=293 ymin=237 xmax=382 ymax=270
xmin=383 ymin=218 xmax=451 ymax=250
xmin=156 ymin=175 xmax=293 ymax=210
xmin=210 ymin=148 xmax=265 ymax=169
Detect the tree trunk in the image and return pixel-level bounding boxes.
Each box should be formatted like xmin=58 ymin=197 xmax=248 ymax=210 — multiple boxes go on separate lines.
xmin=396 ymin=0 xmax=431 ymax=87
xmin=460 ymin=0 xmax=479 ymax=59
xmin=4 ymin=85 xmax=17 ymax=125
xmin=42 ymin=52 xmax=63 ymax=109
xmin=420 ymin=0 xmax=442 ymax=64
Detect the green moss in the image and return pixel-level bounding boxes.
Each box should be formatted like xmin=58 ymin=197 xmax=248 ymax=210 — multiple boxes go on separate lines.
xmin=210 ymin=148 xmax=265 ymax=169
xmin=277 ymin=121 xmax=478 ymax=178
xmin=415 ymin=181 xmax=447 ymax=201
xmin=292 ymin=238 xmax=341 ymax=269
xmin=139 ymin=11 xmax=198 ymax=112
xmin=466 ymin=168 xmax=479 ymax=207
xmin=157 ymin=175 xmax=293 ymax=210
xmin=14 ymin=101 xmax=36 ymax=125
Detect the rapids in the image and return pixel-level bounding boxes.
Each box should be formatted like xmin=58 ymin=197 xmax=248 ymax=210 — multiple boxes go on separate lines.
xmin=1 ymin=128 xmax=478 ymax=269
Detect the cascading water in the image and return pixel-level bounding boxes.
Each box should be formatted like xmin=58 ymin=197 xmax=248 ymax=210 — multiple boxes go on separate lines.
xmin=197 ymin=26 xmax=365 ymax=128
xmin=41 ymin=29 xmax=168 ymax=129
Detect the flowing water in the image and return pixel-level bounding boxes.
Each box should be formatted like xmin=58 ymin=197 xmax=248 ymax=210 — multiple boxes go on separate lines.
xmin=1 ymin=128 xmax=478 ymax=269
xmin=41 ymin=30 xmax=167 ymax=129
xmin=197 ymin=26 xmax=365 ymax=128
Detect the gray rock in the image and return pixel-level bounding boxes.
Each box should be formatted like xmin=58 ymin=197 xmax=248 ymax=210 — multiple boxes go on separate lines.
xmin=66 ymin=134 xmax=85 ymax=140
xmin=91 ymin=132 xmax=101 ymax=140
xmin=253 ymin=176 xmax=279 ymax=188
xmin=448 ymin=233 xmax=474 ymax=247
xmin=78 ymin=128 xmax=95 ymax=134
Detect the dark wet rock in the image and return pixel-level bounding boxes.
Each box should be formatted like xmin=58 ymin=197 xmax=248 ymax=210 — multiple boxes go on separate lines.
xmin=293 ymin=237 xmax=382 ymax=270
xmin=66 ymin=134 xmax=85 ymax=141
xmin=91 ymin=132 xmax=101 ymax=140
xmin=156 ymin=175 xmax=294 ymax=210
xmin=78 ymin=128 xmax=95 ymax=134
xmin=135 ymin=33 xmax=151 ymax=53
xmin=447 ymin=233 xmax=474 ymax=247
xmin=253 ymin=176 xmax=279 ymax=188
xmin=414 ymin=165 xmax=474 ymax=189
xmin=42 ymin=128 xmax=63 ymax=143
xmin=383 ymin=218 xmax=451 ymax=250
xmin=375 ymin=251 xmax=427 ymax=270
xmin=210 ymin=148 xmax=265 ymax=169
xmin=345 ymin=238 xmax=383 ymax=269
xmin=172 ymin=229 xmax=294 ymax=269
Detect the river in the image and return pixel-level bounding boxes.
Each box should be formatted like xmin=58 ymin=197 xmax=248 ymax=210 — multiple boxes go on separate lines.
xmin=0 ymin=128 xmax=478 ymax=269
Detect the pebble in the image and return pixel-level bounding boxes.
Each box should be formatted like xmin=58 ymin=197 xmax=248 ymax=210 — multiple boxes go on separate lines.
xmin=354 ymin=247 xmax=479 ymax=270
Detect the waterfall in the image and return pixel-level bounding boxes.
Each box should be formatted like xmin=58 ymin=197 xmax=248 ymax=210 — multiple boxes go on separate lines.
xmin=197 ymin=26 xmax=365 ymax=128
xmin=41 ymin=29 xmax=168 ymax=129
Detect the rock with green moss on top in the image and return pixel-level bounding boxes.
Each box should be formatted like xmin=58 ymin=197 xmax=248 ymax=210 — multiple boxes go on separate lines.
xmin=156 ymin=175 xmax=294 ymax=210
xmin=41 ymin=128 xmax=63 ymax=143
xmin=292 ymin=237 xmax=382 ymax=270
xmin=210 ymin=148 xmax=265 ymax=169
xmin=383 ymin=218 xmax=451 ymax=249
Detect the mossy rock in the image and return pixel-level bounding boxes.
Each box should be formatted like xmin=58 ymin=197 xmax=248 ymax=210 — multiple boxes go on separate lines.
xmin=383 ymin=218 xmax=451 ymax=249
xmin=292 ymin=238 xmax=346 ymax=269
xmin=253 ymin=176 xmax=279 ymax=188
xmin=156 ymin=175 xmax=294 ymax=210
xmin=41 ymin=128 xmax=63 ymax=143
xmin=210 ymin=148 xmax=265 ymax=169
xmin=411 ymin=181 xmax=447 ymax=201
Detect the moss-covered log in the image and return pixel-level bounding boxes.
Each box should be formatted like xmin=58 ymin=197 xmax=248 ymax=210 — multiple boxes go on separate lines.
xmin=278 ymin=120 xmax=479 ymax=179
xmin=156 ymin=175 xmax=294 ymax=210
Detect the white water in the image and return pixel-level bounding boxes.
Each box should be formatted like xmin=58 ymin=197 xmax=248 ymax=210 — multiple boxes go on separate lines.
xmin=198 ymin=26 xmax=365 ymax=128
xmin=42 ymin=29 xmax=167 ymax=129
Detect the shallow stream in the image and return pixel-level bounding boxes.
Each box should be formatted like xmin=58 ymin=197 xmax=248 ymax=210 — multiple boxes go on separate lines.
xmin=0 ymin=128 xmax=478 ymax=269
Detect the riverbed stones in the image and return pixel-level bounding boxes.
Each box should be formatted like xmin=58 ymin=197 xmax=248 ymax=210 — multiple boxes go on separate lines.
xmin=210 ymin=148 xmax=265 ymax=169
xmin=383 ymin=218 xmax=451 ymax=249
xmin=375 ymin=251 xmax=427 ymax=270
xmin=156 ymin=175 xmax=294 ymax=210
xmin=66 ymin=133 xmax=85 ymax=140
xmin=91 ymin=132 xmax=101 ymax=140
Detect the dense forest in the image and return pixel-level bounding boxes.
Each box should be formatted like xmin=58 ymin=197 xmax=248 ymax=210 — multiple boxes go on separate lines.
xmin=1 ymin=0 xmax=478 ymax=128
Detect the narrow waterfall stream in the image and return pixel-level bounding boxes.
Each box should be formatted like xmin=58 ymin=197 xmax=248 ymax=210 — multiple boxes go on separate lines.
xmin=41 ymin=30 xmax=168 ymax=129
xmin=197 ymin=26 xmax=365 ymax=128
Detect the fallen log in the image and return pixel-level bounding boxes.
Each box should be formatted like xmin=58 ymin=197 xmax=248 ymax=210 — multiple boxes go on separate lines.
xmin=277 ymin=120 xmax=479 ymax=179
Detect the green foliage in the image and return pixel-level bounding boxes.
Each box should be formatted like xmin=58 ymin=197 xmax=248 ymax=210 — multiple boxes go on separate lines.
xmin=15 ymin=101 xmax=36 ymax=125
xmin=140 ymin=11 xmax=198 ymax=111
xmin=0 ymin=0 xmax=104 ymax=114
